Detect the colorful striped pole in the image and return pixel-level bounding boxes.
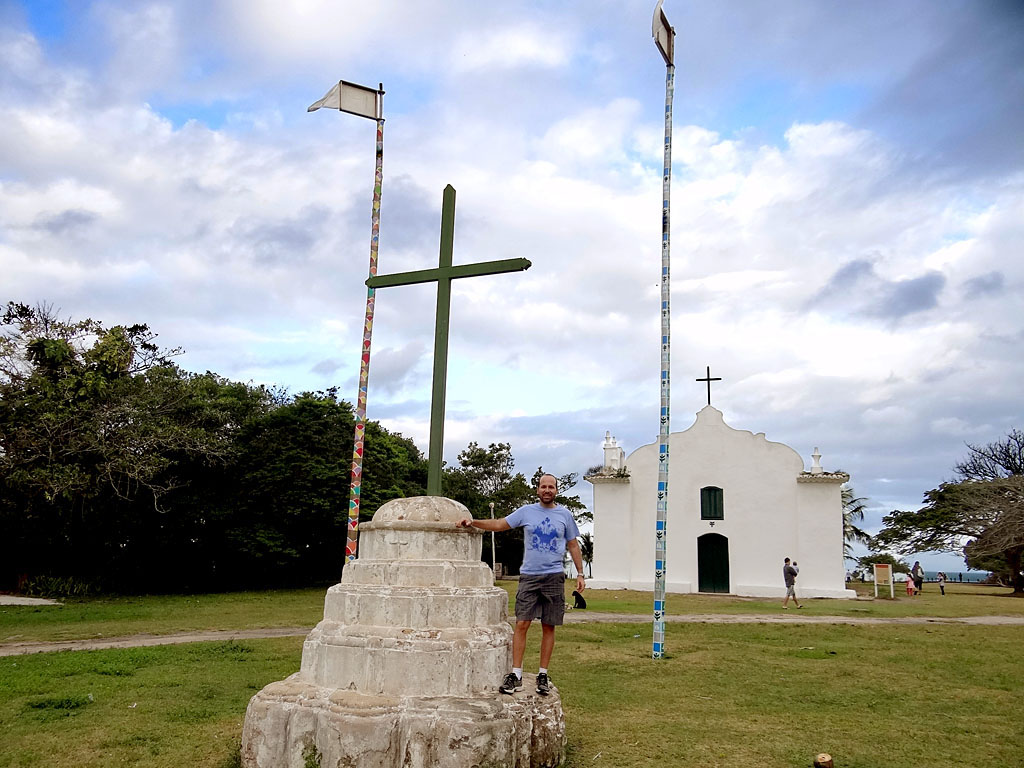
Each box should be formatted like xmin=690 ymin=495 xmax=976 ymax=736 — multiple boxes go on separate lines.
xmin=345 ymin=116 xmax=384 ymax=564
xmin=652 ymin=1 xmax=675 ymax=660
xmin=308 ymin=80 xmax=386 ymax=567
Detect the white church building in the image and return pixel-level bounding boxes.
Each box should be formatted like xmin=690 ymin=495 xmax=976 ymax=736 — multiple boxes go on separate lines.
xmin=586 ymin=406 xmax=855 ymax=599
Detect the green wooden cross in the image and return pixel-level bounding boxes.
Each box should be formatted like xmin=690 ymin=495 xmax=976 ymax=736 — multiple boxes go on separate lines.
xmin=366 ymin=184 xmax=531 ymax=495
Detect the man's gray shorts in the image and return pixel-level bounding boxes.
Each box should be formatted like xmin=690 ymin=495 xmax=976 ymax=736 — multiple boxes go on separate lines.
xmin=786 ymin=585 xmax=797 ymax=597
xmin=515 ymin=573 xmax=566 ymax=626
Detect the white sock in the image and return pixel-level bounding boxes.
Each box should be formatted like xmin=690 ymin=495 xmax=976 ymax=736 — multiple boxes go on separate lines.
xmin=538 ymin=668 xmax=547 ymax=675
xmin=512 ymin=668 xmax=523 ymax=679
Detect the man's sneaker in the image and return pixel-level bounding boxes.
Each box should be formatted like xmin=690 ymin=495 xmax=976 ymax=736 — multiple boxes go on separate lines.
xmin=535 ymin=672 xmax=551 ymax=696
xmin=499 ymin=672 xmax=523 ymax=695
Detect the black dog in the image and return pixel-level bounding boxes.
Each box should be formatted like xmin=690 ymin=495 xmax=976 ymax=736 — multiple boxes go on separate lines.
xmin=571 ymin=590 xmax=587 ymax=610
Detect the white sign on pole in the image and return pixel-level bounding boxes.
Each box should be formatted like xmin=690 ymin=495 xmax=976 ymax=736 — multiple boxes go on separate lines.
xmin=308 ymin=80 xmax=382 ymax=120
xmin=652 ymin=0 xmax=674 ymax=65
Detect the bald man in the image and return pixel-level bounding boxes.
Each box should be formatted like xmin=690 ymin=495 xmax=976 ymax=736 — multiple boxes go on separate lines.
xmin=458 ymin=473 xmax=584 ymax=696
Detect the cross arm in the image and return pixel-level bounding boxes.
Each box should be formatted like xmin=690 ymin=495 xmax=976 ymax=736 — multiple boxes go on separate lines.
xmin=366 ymin=258 xmax=532 ymax=289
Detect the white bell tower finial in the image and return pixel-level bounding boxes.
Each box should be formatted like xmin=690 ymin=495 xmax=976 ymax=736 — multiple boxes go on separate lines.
xmin=810 ymin=447 xmax=823 ymax=475
xmin=603 ymin=432 xmax=624 ymax=471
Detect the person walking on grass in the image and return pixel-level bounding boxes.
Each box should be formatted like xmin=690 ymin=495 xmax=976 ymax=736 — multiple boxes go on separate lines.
xmin=457 ymin=473 xmax=584 ymax=697
xmin=782 ymin=557 xmax=802 ymax=609
xmin=938 ymin=571 xmax=946 ymax=595
xmin=912 ymin=561 xmax=924 ymax=595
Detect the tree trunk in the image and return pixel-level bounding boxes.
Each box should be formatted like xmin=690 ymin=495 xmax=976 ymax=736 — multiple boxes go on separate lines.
xmin=1009 ymin=548 xmax=1024 ymax=594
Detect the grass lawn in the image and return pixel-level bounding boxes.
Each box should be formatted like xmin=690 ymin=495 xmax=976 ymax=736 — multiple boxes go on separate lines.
xmin=514 ymin=579 xmax=1024 ymax=619
xmin=3 ymin=582 xmax=1022 ymax=645
xmin=0 ymin=589 xmax=329 ymax=644
xmin=0 ymin=637 xmax=298 ymax=768
xmin=1 ymin=622 xmax=1021 ymax=768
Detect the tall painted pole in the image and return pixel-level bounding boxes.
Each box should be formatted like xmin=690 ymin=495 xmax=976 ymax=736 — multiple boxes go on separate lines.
xmin=308 ymin=80 xmax=386 ymax=565
xmin=345 ymin=114 xmax=384 ymax=563
xmin=652 ymin=0 xmax=675 ymax=660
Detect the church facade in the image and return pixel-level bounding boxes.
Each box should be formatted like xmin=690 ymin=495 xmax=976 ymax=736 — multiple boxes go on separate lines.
xmin=586 ymin=406 xmax=855 ymax=599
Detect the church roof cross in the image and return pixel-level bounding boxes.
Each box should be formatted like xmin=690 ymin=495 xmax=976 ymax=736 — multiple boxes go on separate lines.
xmin=366 ymin=184 xmax=531 ymax=495
xmin=695 ymin=365 xmax=722 ymax=406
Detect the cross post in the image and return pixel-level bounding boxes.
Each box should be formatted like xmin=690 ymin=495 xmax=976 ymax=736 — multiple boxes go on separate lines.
xmin=366 ymin=184 xmax=531 ymax=495
xmin=695 ymin=365 xmax=722 ymax=406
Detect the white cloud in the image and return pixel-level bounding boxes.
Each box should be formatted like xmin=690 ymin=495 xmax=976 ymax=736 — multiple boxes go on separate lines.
xmin=449 ymin=25 xmax=571 ymax=72
xmin=2 ymin=1 xmax=1023 ymax=531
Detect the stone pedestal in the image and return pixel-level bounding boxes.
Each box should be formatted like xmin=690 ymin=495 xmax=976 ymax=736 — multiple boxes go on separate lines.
xmin=241 ymin=497 xmax=566 ymax=768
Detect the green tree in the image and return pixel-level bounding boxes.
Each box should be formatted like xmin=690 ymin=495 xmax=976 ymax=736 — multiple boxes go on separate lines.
xmin=841 ymin=484 xmax=872 ymax=558
xmin=874 ymin=477 xmax=1024 ymax=593
xmin=0 ymin=302 xmax=237 ymax=589
xmin=169 ymin=387 xmax=426 ymax=590
xmin=361 ymin=421 xmax=428 ymax=516
xmin=1 ymin=302 xmax=432 ymax=593
xmin=445 ymin=443 xmax=533 ymax=514
xmin=955 ymin=429 xmax=1024 ymax=480
xmin=579 ymin=532 xmax=594 ymax=577
xmin=444 ymin=442 xmax=533 ymax=572
xmin=855 ymin=552 xmax=910 ymax=575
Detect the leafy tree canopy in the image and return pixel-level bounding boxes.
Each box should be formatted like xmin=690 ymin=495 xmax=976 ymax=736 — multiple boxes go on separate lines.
xmin=841 ymin=484 xmax=871 ymax=558
xmin=855 ymin=552 xmax=910 ymax=575
xmin=579 ymin=532 xmax=594 ymax=577
xmin=0 ymin=302 xmax=426 ymax=593
xmin=955 ymin=428 xmax=1024 ymax=480
xmin=874 ymin=476 xmax=1024 ymax=593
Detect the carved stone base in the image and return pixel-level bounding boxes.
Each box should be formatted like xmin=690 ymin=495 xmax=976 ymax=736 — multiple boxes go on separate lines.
xmin=240 ymin=497 xmax=566 ymax=767
xmin=241 ymin=673 xmax=565 ymax=768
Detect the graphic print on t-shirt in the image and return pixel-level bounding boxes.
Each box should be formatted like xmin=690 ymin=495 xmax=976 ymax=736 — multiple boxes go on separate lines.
xmin=528 ymin=517 xmax=562 ymax=554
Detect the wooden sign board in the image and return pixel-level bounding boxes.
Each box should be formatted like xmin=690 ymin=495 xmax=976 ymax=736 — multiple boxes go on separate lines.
xmin=873 ymin=563 xmax=894 ymax=598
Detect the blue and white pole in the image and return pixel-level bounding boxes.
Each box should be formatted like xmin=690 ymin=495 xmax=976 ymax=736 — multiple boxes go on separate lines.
xmin=652 ymin=0 xmax=675 ymax=660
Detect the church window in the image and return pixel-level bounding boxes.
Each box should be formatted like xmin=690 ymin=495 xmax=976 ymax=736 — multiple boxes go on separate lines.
xmin=700 ymin=486 xmax=724 ymax=520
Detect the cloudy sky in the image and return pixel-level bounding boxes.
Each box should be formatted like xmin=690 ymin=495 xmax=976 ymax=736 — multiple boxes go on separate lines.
xmin=3 ymin=1 xmax=1022 ymax=573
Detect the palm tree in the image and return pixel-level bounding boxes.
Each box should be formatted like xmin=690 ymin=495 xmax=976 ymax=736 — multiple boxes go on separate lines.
xmin=579 ymin=532 xmax=594 ymax=577
xmin=841 ymin=484 xmax=871 ymax=557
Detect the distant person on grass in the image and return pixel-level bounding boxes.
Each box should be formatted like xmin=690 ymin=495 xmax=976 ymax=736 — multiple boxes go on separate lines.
xmin=906 ymin=573 xmax=915 ymax=597
xmin=782 ymin=557 xmax=802 ymax=609
xmin=938 ymin=571 xmax=946 ymax=595
xmin=457 ymin=473 xmax=584 ymax=697
xmin=912 ymin=561 xmax=924 ymax=594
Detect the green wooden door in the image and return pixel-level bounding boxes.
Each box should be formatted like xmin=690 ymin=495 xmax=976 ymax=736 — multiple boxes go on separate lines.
xmin=697 ymin=534 xmax=730 ymax=593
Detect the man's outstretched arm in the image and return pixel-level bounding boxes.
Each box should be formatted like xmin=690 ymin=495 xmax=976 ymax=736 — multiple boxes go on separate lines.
xmin=457 ymin=517 xmax=512 ymax=531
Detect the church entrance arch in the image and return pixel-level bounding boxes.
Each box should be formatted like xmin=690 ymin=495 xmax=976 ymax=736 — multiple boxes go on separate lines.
xmin=697 ymin=533 xmax=730 ymax=593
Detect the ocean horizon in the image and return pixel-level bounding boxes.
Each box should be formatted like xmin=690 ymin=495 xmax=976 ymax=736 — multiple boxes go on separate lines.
xmin=923 ymin=569 xmax=988 ymax=583
xmin=850 ymin=569 xmax=991 ymax=583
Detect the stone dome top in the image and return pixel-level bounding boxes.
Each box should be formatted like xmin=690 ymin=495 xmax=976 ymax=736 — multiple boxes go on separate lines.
xmin=371 ymin=496 xmax=470 ymax=523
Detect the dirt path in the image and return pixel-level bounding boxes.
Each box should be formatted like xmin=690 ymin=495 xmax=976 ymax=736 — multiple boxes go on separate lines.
xmin=0 ymin=627 xmax=307 ymax=657
xmin=3 ymin=612 xmax=1023 ymax=657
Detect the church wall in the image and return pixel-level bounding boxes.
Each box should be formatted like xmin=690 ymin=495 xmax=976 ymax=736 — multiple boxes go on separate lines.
xmin=589 ymin=406 xmax=855 ymax=599
xmin=669 ymin=414 xmax=804 ymax=596
xmin=622 ymin=442 xmax=691 ymax=591
xmin=796 ymin=482 xmax=854 ymax=598
xmin=589 ymin=480 xmax=632 ymax=586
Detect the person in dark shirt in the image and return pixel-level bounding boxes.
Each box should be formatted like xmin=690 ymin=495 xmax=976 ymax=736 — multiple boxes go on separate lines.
xmin=782 ymin=557 xmax=802 ymax=609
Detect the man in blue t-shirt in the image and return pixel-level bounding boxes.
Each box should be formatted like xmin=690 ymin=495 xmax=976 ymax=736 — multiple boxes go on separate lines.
xmin=457 ymin=473 xmax=584 ymax=696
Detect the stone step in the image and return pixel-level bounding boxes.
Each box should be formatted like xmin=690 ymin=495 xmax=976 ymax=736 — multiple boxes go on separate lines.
xmin=300 ymin=623 xmax=512 ymax=696
xmin=242 ymin=674 xmax=565 ymax=768
xmin=323 ymin=584 xmax=508 ymax=628
xmin=359 ymin=522 xmax=481 ymax=563
xmin=343 ymin=559 xmax=495 ymax=588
